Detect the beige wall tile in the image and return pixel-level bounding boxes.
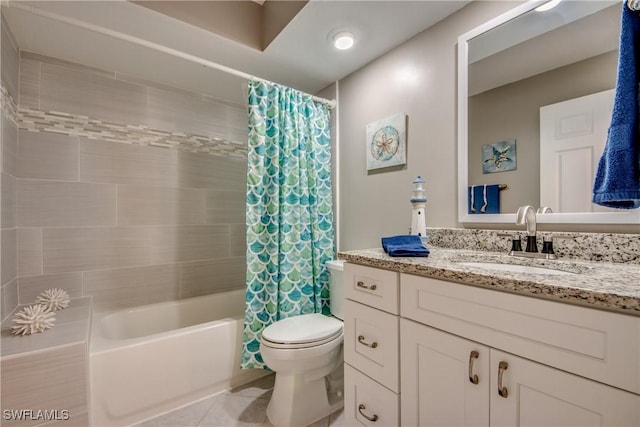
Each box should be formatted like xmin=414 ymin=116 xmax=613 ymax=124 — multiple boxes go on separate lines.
xmin=17 ymin=180 xmax=116 ymax=227
xmin=2 ymin=228 xmax=17 ymax=286
xmin=21 ymin=51 xmax=115 ymax=79
xmin=18 ymin=273 xmax=82 ymax=305
xmin=149 ymin=225 xmax=230 ymax=264
xmin=2 ymin=172 xmax=16 ymax=228
xmin=229 ymin=224 xmax=246 ymax=257
xmin=147 ymin=87 xmax=229 ymax=140
xmin=2 ymin=278 xmax=18 ymax=322
xmin=40 ymin=62 xmax=147 ymax=126
xmin=0 ymin=343 xmax=87 ymax=427
xmin=1 ymin=17 xmax=19 ymax=100
xmin=118 ymin=185 xmax=206 ymax=226
xmin=180 ymin=257 xmax=245 ymax=298
xmin=42 ymin=227 xmax=151 ymax=274
xmin=17 ymin=228 xmax=43 ymax=277
xmin=206 ymin=189 xmax=245 ymax=224
xmin=17 ymin=130 xmax=79 ymax=181
xmin=19 ymin=57 xmax=40 ymax=109
xmin=84 ymin=264 xmax=180 ymax=312
xmin=226 ymin=104 xmax=248 ymax=144
xmin=2 ymin=114 xmax=18 ymax=177
xmin=79 ymin=138 xmax=179 ymax=186
xmin=178 ymin=151 xmax=246 ymax=191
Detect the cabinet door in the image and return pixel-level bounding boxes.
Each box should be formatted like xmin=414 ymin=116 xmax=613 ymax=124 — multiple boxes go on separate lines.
xmin=401 ymin=319 xmax=490 ymax=427
xmin=490 ymin=350 xmax=640 ymax=427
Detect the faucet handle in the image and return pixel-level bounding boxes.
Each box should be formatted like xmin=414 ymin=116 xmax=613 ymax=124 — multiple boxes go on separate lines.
xmin=541 ymin=235 xmax=554 ymax=255
xmin=497 ymin=233 xmax=523 ymax=253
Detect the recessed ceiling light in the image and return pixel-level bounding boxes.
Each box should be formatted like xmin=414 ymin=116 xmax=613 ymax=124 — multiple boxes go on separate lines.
xmin=333 ymin=32 xmax=355 ymax=50
xmin=535 ymin=0 xmax=562 ymax=12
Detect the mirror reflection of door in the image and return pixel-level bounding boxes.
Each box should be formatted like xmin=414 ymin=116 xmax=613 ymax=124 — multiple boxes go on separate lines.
xmin=539 ymin=89 xmax=615 ymax=213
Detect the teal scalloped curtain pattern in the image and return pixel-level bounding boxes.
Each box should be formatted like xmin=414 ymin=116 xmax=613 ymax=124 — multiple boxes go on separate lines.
xmin=241 ymin=80 xmax=335 ymax=370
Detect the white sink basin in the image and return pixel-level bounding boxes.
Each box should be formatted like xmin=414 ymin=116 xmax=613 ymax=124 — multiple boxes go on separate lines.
xmin=458 ymin=262 xmax=576 ymax=276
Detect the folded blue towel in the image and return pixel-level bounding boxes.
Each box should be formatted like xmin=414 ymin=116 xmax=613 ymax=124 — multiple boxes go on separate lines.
xmin=381 ymin=235 xmax=429 ymax=257
xmin=592 ymin=4 xmax=640 ymax=209
xmin=468 ymin=185 xmax=501 ymax=214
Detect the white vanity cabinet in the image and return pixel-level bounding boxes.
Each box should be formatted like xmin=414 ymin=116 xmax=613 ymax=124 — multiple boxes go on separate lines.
xmin=400 ymin=319 xmax=489 ymax=426
xmin=401 ymin=320 xmax=640 ymax=426
xmin=343 ymin=263 xmax=400 ymax=426
xmin=400 ymin=273 xmax=640 ymax=427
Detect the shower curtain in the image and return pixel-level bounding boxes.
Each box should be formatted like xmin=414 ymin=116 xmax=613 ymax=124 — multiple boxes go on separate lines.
xmin=241 ymin=80 xmax=335 ymax=370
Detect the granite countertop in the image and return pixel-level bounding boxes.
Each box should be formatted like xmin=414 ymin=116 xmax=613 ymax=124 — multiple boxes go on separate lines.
xmin=338 ymin=248 xmax=640 ymax=316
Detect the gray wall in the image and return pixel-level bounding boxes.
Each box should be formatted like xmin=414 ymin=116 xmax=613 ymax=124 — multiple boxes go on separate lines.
xmin=9 ymin=51 xmax=248 ymax=313
xmin=338 ymin=1 xmax=517 ymax=250
xmin=468 ymin=51 xmax=617 ymax=214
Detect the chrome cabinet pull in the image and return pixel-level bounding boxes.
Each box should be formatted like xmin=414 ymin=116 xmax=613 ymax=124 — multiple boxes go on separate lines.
xmin=358 ymin=404 xmax=379 ymax=422
xmin=468 ymin=350 xmax=479 ymax=384
xmin=357 ymin=280 xmax=377 ymax=291
xmin=357 ymin=335 xmax=378 ymax=348
xmin=497 ymin=361 xmax=509 ymax=398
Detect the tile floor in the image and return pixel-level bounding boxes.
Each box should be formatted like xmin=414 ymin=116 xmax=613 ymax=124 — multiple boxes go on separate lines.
xmin=135 ymin=374 xmax=344 ymax=427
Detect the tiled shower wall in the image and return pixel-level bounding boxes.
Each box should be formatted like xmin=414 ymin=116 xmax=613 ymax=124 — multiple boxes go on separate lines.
xmin=5 ymin=49 xmax=250 ymax=314
xmin=1 ymin=18 xmax=19 ymax=322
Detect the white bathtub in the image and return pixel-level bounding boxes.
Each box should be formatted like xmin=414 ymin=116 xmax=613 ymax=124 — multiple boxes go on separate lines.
xmin=90 ymin=289 xmax=267 ymax=427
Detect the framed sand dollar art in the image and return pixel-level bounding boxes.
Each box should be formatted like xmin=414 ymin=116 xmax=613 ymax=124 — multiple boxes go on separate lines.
xmin=366 ymin=113 xmax=407 ymax=171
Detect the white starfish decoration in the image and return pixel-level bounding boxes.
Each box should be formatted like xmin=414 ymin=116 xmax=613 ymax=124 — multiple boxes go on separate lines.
xmin=11 ymin=304 xmax=56 ymax=336
xmin=36 ymin=288 xmax=70 ymax=311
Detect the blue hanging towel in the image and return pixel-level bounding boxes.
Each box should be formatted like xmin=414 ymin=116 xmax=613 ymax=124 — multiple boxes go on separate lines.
xmin=592 ymin=3 xmax=640 ymax=209
xmin=468 ymin=185 xmax=501 ymax=214
xmin=381 ymin=235 xmax=429 ymax=257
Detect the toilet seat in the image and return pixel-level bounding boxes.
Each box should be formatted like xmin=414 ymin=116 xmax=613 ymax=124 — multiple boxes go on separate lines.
xmin=261 ymin=313 xmax=343 ymax=350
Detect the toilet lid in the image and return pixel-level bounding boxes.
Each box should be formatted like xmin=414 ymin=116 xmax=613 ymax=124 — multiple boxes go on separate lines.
xmin=261 ymin=313 xmax=343 ymax=345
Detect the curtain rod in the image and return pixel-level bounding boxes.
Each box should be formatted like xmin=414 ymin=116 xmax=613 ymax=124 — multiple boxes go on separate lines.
xmin=7 ymin=1 xmax=337 ymax=109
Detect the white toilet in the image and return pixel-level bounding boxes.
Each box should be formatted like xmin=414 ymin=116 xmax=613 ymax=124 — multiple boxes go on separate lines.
xmin=260 ymin=259 xmax=345 ymax=427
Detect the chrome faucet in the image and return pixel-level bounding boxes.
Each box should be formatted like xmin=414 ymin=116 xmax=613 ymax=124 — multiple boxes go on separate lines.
xmin=516 ymin=205 xmax=538 ymax=253
xmin=516 ymin=205 xmax=536 ymax=236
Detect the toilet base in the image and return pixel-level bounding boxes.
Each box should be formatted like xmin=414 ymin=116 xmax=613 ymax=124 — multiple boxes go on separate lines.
xmin=266 ymin=366 xmax=344 ymax=427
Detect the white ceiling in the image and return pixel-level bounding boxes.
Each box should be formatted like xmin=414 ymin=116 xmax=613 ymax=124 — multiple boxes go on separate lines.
xmin=2 ymin=0 xmax=470 ymax=105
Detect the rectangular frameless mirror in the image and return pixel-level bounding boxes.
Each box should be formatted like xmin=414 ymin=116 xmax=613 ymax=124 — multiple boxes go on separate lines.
xmin=457 ymin=0 xmax=639 ymax=224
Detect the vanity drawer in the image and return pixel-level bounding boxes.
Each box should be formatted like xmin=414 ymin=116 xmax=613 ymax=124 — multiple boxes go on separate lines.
xmin=344 ymin=364 xmax=399 ymax=427
xmin=400 ymin=273 xmax=640 ymax=394
xmin=344 ymin=263 xmax=399 ymax=314
xmin=344 ymin=299 xmax=399 ymax=392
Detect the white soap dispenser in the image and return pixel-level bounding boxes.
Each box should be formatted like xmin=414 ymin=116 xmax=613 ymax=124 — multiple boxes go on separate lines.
xmin=410 ymin=176 xmax=427 ymax=239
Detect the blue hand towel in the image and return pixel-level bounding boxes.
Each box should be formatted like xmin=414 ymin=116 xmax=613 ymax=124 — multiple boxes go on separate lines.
xmin=592 ymin=4 xmax=640 ymax=209
xmin=381 ymin=235 xmax=429 ymax=257
xmin=468 ymin=185 xmax=501 ymax=214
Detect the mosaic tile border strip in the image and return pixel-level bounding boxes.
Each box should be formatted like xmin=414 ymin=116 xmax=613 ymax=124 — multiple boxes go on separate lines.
xmin=1 ymin=85 xmax=18 ymax=124
xmin=1 ymin=85 xmax=247 ymax=159
xmin=16 ymin=106 xmax=248 ymax=159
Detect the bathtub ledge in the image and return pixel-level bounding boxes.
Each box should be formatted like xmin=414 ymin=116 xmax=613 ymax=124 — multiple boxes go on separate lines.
xmin=0 ymin=297 xmax=92 ymax=359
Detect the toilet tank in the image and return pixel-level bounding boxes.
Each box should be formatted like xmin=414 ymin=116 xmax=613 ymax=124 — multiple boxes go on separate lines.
xmin=325 ymin=260 xmax=344 ymax=320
